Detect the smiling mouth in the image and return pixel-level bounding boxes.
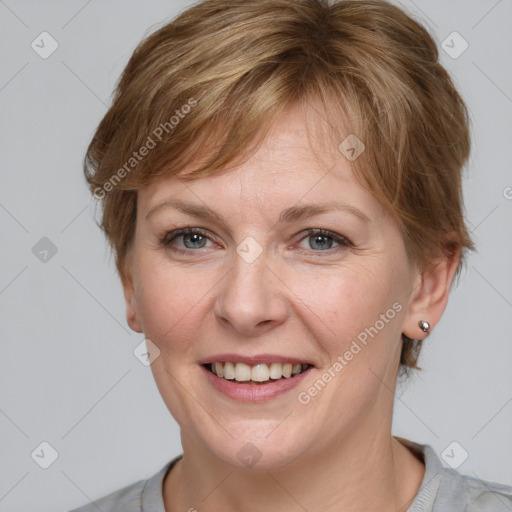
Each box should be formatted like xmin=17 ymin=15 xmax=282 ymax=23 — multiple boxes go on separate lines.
xmin=204 ymin=361 xmax=312 ymax=384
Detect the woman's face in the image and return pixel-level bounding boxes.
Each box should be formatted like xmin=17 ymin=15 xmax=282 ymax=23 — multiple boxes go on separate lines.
xmin=124 ymin=103 xmax=420 ymax=469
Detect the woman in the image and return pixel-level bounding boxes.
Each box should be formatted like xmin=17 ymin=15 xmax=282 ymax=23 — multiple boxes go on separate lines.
xmin=70 ymin=0 xmax=512 ymax=510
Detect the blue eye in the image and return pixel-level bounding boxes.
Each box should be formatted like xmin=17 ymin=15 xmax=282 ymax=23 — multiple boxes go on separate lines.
xmin=160 ymin=227 xmax=352 ymax=255
xmin=161 ymin=228 xmax=212 ymax=251
xmin=179 ymin=231 xmax=208 ymax=249
xmin=297 ymin=229 xmax=352 ymax=253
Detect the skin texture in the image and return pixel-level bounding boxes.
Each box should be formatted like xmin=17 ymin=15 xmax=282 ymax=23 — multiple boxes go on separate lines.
xmin=122 ymin=102 xmax=459 ymax=511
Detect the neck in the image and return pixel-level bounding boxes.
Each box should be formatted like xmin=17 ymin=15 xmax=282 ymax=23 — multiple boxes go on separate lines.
xmin=163 ymin=423 xmax=425 ymax=512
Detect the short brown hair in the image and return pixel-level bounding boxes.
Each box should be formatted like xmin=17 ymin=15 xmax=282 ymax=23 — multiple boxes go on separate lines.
xmin=84 ymin=0 xmax=474 ymax=372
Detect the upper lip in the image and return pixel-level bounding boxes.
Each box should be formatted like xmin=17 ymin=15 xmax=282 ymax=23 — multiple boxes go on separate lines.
xmin=198 ymin=354 xmax=315 ymax=367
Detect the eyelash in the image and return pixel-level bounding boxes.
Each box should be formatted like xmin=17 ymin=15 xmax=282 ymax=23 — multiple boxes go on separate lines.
xmin=159 ymin=227 xmax=352 ymax=256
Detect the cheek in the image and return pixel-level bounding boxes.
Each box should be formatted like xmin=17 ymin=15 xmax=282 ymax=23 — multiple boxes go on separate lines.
xmin=294 ymin=263 xmax=402 ymax=341
xmin=133 ymin=255 xmax=213 ymax=353
xmin=292 ymin=264 xmax=406 ymax=411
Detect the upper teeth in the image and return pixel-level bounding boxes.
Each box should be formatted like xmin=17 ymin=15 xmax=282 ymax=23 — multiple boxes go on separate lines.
xmin=210 ymin=362 xmax=309 ymax=382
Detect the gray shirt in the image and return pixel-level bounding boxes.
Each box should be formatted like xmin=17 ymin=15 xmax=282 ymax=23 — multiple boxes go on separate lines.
xmin=68 ymin=439 xmax=512 ymax=511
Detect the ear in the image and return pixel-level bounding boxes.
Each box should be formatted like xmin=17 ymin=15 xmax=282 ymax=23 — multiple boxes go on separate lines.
xmin=120 ymin=250 xmax=143 ymax=334
xmin=402 ymin=246 xmax=461 ymax=340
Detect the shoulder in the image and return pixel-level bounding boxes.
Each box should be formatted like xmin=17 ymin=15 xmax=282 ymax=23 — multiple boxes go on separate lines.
xmin=457 ymin=472 xmax=512 ymax=511
xmin=396 ymin=437 xmax=512 ymax=512
xmin=429 ymin=450 xmax=512 ymax=512
xmin=67 ymin=457 xmax=180 ymax=512
xmin=401 ymin=438 xmax=512 ymax=512
xmin=67 ymin=478 xmax=146 ymax=512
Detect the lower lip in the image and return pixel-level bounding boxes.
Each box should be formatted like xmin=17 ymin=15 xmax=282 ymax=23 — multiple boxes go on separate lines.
xmin=202 ymin=365 xmax=313 ymax=402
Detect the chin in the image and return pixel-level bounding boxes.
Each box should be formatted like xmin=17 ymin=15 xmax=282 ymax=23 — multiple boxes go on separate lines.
xmin=210 ymin=438 xmax=306 ymax=471
xmin=190 ymin=416 xmax=319 ymax=471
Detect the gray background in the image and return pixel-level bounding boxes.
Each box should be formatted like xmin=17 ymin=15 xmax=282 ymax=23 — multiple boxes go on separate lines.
xmin=0 ymin=0 xmax=511 ymax=510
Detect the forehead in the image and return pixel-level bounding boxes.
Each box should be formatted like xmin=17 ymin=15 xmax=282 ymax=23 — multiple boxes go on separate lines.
xmin=138 ymin=102 xmax=382 ymax=220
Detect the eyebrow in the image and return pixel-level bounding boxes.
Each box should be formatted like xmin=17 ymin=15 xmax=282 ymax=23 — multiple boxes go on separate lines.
xmin=146 ymin=199 xmax=370 ymax=224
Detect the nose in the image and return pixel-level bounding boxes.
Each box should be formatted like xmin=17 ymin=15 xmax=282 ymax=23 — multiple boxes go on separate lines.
xmin=213 ymin=248 xmax=288 ymax=337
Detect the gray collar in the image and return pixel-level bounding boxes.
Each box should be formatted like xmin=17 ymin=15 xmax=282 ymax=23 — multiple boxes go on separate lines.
xmin=140 ymin=440 xmax=463 ymax=512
